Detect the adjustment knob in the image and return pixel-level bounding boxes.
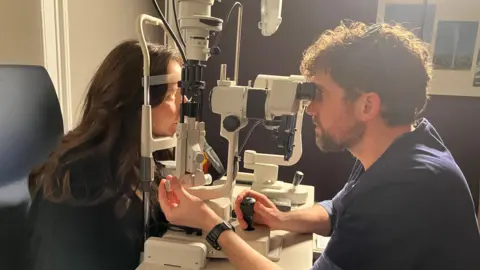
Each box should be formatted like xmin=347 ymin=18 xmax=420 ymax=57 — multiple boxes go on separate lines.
xmin=240 ymin=197 xmax=256 ymax=231
xmin=292 ymin=171 xmax=304 ymax=187
xmin=194 ymin=152 xmax=205 ymax=164
xmin=223 ymin=115 xmax=241 ymax=132
xmin=210 ymin=46 xmax=221 ymax=56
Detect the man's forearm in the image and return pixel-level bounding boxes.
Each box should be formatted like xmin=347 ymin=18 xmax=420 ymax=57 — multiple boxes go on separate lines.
xmin=276 ymin=204 xmax=331 ymax=236
xmin=217 ymin=230 xmax=282 ymax=270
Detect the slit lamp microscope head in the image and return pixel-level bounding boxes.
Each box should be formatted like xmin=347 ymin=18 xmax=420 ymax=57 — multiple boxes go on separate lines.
xmin=137 ymin=0 xmax=287 ymax=241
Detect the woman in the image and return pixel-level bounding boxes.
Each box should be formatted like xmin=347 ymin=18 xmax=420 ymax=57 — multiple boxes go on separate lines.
xmin=28 ymin=40 xmax=187 ymax=270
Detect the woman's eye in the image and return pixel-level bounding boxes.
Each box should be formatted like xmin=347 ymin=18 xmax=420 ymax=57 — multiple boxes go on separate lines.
xmin=165 ymin=88 xmax=177 ymax=100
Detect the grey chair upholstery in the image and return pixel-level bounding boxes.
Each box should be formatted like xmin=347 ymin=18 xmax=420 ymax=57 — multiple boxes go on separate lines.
xmin=0 ymin=65 xmax=63 ymax=270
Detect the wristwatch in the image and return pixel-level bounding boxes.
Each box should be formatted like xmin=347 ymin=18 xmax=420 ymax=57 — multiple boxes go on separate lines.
xmin=206 ymin=220 xmax=235 ymax=250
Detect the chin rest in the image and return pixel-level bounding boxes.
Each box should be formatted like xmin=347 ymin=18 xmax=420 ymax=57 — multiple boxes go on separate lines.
xmin=0 ymin=65 xmax=64 ymax=270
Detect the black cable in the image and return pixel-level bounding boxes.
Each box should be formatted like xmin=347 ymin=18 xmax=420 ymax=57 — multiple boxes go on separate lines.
xmin=232 ymin=120 xmax=262 ymax=180
xmin=216 ymin=119 xmax=262 ymax=181
xmin=239 ymin=120 xmax=262 ymax=153
xmin=212 ymin=2 xmax=243 ymax=48
xmin=172 ymin=0 xmax=186 ymax=48
xmin=152 ymin=0 xmax=187 ymax=63
xmin=149 ymin=220 xmax=201 ymax=235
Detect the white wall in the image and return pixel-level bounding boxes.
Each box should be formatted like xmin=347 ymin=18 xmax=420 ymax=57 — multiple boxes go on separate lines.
xmin=0 ymin=0 xmax=44 ymax=65
xmin=377 ymin=0 xmax=480 ymax=97
xmin=1 ymin=0 xmax=165 ymax=130
xmin=59 ymin=0 xmax=165 ymax=130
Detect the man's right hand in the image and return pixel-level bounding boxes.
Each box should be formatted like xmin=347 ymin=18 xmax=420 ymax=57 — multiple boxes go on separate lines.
xmin=234 ymin=189 xmax=284 ymax=231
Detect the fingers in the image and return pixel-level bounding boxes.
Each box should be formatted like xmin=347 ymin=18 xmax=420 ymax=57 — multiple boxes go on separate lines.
xmin=233 ymin=190 xmax=248 ymax=223
xmin=234 ymin=190 xmax=264 ymax=221
xmin=253 ymin=203 xmax=268 ymax=224
xmin=234 ymin=189 xmax=276 ymax=230
xmin=253 ymin=193 xmax=276 ymax=208
xmin=254 ymin=202 xmax=269 ymax=216
xmin=235 ymin=189 xmax=275 ymax=209
xmin=166 ymin=175 xmax=186 ymax=198
xmin=158 ymin=179 xmax=172 ymax=215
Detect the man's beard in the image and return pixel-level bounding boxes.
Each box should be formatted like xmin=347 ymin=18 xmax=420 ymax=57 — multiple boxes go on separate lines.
xmin=314 ymin=121 xmax=365 ymax=153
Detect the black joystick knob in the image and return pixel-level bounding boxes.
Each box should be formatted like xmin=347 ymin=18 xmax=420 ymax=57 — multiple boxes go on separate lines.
xmin=240 ymin=197 xmax=256 ymax=231
xmin=210 ymin=46 xmax=221 ymax=56
xmin=223 ymin=115 xmax=241 ymax=132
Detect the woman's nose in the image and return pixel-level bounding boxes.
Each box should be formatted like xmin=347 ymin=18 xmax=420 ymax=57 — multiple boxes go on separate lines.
xmin=176 ymin=93 xmax=188 ymax=104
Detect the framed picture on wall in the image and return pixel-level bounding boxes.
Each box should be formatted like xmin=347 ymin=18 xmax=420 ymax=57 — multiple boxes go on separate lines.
xmin=377 ymin=0 xmax=480 ymax=97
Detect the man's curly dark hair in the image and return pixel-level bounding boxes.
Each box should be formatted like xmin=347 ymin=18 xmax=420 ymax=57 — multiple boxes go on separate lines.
xmin=300 ymin=21 xmax=433 ymax=126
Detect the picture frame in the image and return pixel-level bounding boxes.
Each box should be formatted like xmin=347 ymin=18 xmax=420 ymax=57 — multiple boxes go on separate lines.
xmin=377 ymin=0 xmax=480 ymax=97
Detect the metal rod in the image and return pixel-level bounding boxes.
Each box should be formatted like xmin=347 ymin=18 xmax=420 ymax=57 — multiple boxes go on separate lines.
xmin=220 ymin=64 xmax=227 ymax=81
xmin=144 ymin=191 xmax=150 ymax=242
xmin=234 ymin=5 xmax=243 ymax=85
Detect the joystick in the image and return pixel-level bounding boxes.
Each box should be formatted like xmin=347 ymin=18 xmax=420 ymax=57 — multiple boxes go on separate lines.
xmin=240 ymin=197 xmax=256 ymax=231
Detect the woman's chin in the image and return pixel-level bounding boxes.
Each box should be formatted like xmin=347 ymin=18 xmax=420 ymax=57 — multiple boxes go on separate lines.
xmin=153 ymin=130 xmax=175 ymax=138
xmin=171 ymin=123 xmax=178 ymax=133
xmin=153 ymin=123 xmax=178 ymax=137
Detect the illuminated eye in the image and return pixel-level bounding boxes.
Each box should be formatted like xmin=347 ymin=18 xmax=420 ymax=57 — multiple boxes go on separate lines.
xmin=162 ymin=88 xmax=175 ymax=100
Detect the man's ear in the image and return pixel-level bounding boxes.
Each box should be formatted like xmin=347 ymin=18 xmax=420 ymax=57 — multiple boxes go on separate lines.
xmin=356 ymin=92 xmax=381 ymax=121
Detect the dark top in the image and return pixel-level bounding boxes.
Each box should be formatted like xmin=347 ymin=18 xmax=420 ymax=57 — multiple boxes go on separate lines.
xmin=0 ymin=199 xmax=30 ymax=270
xmin=28 ymin=152 xmax=144 ymax=270
xmin=313 ymin=118 xmax=480 ymax=270
xmin=27 ymin=148 xmax=222 ymax=270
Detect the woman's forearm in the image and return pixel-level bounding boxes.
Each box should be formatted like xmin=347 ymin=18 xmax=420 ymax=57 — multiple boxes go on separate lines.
xmin=217 ymin=230 xmax=282 ymax=270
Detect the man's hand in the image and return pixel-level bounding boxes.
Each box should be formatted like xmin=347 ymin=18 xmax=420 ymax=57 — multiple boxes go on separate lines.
xmin=234 ymin=189 xmax=284 ymax=231
xmin=158 ymin=175 xmax=222 ymax=232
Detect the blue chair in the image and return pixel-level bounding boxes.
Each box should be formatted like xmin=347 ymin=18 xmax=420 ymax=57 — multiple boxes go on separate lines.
xmin=0 ymin=65 xmax=63 ymax=270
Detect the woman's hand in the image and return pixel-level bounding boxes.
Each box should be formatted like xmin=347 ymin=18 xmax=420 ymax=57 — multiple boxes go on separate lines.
xmin=234 ymin=189 xmax=285 ymax=231
xmin=158 ymin=175 xmax=222 ymax=232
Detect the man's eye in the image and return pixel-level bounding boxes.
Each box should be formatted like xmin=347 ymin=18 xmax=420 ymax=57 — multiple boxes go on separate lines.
xmin=315 ymin=89 xmax=324 ymax=100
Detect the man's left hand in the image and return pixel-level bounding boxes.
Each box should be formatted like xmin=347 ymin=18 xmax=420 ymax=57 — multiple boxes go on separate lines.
xmin=158 ymin=175 xmax=222 ymax=232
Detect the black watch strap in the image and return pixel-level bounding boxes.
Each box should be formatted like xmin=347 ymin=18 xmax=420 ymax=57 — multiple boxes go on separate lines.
xmin=206 ymin=221 xmax=235 ymax=250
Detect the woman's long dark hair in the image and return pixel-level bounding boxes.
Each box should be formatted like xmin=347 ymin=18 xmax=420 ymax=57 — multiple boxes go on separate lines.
xmin=29 ymin=40 xmax=181 ymax=206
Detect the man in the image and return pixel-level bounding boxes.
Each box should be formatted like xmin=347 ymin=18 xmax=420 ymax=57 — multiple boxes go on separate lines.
xmin=158 ymin=21 xmax=480 ymax=270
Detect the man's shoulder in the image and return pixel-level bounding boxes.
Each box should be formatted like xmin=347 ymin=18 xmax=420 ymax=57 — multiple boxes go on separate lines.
xmin=352 ymin=163 xmax=467 ymax=212
xmin=385 ymin=118 xmax=467 ymax=188
xmin=348 ymin=147 xmax=468 ymax=215
xmin=359 ymin=134 xmax=467 ymax=193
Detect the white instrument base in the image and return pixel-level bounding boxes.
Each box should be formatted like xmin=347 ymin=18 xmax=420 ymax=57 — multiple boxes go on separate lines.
xmin=137 ymin=184 xmax=315 ymax=270
xmin=205 ymin=197 xmax=231 ymax=222
xmin=251 ymin=181 xmax=308 ymax=205
xmin=214 ymin=177 xmax=309 ymax=206
xmin=140 ymin=237 xmax=207 ymax=270
xmin=137 ymin=220 xmax=283 ymax=270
